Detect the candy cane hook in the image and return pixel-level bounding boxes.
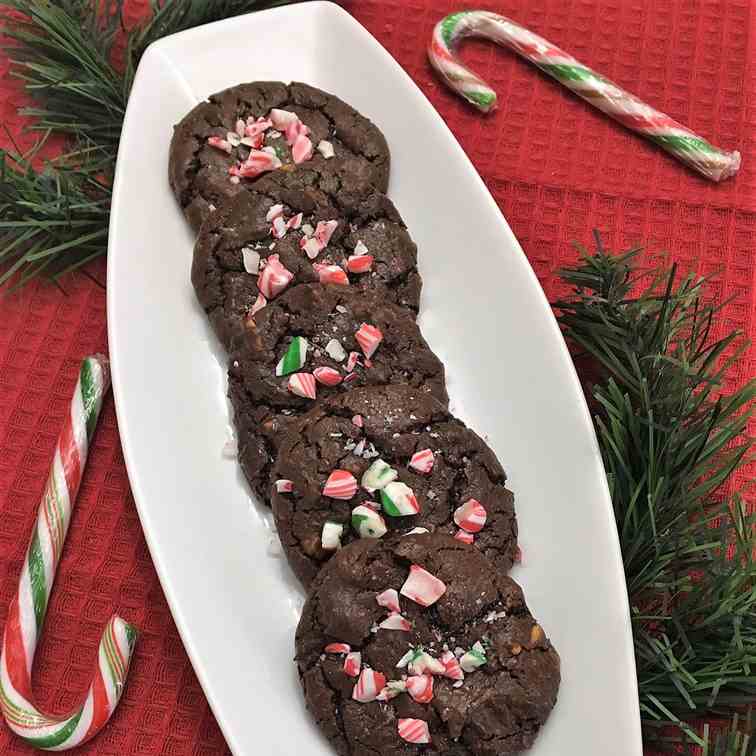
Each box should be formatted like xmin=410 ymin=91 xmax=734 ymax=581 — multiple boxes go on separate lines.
xmin=0 ymin=355 xmax=137 ymax=750
xmin=428 ymin=10 xmax=741 ymax=182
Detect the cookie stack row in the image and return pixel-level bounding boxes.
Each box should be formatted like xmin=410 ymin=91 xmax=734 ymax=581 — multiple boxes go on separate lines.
xmin=170 ymin=81 xmax=559 ymax=754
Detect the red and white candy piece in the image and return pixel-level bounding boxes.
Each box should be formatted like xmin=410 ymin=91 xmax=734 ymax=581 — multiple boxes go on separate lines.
xmin=412 ymin=652 xmax=445 ymax=676
xmin=274 ymin=479 xmax=294 ymax=493
xmin=440 ymin=650 xmax=464 ymax=681
xmin=352 ymin=669 xmax=386 ymax=703
xmin=401 ymin=565 xmax=447 ymax=607
xmin=292 ymin=134 xmax=313 ymax=164
xmin=258 ymin=254 xmax=293 ymax=299
xmin=355 ymin=323 xmax=383 ymax=359
xmin=346 ymin=255 xmax=374 ymax=274
xmin=343 ymin=651 xmax=362 ymax=677
xmin=375 ymin=588 xmax=400 ymax=614
xmin=352 ymin=414 xmax=363 ymax=428
xmin=324 ymin=642 xmax=351 ymax=654
xmin=406 ymin=675 xmax=434 ymax=704
xmin=313 ymin=263 xmax=349 ymax=286
xmin=376 ymin=680 xmax=406 ymax=702
xmin=453 ymin=498 xmax=487 ymax=533
xmin=288 ymin=372 xmax=317 ymax=400
xmin=322 ymin=470 xmax=358 ymax=500
xmin=266 ymin=204 xmax=284 ymax=222
xmin=301 ymin=236 xmax=322 ymax=260
xmin=351 ymin=505 xmax=387 ymax=539
xmin=380 ymin=482 xmax=420 ymax=517
xmin=232 ymin=149 xmax=281 ymax=178
xmin=409 ymin=449 xmax=434 ymax=474
xmin=315 ymin=220 xmax=339 ymax=247
xmin=345 ymin=351 xmax=360 ymax=372
xmin=271 ymin=215 xmax=288 ymax=239
xmin=313 ymin=366 xmax=342 ymax=386
xmin=379 ymin=613 xmax=411 ymax=632
xmin=249 ymin=292 xmax=267 ymax=318
xmin=207 ymin=135 xmax=232 ymax=153
xmin=269 ymin=108 xmax=299 ymax=130
xmin=321 ymin=521 xmax=344 ymax=551
xmin=398 ymin=719 xmax=431 ymax=745
xmin=287 ymin=212 xmax=303 ymax=230
xmin=454 ymin=529 xmax=475 ymax=545
xmin=285 ymin=118 xmax=309 ymax=146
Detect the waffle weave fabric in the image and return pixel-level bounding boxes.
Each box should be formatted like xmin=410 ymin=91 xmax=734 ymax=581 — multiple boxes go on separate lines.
xmin=0 ymin=1 xmax=753 ymax=753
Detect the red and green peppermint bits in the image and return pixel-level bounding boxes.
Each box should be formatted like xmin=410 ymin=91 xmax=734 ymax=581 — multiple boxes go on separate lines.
xmin=405 ymin=674 xmax=434 ymax=703
xmin=354 ymin=323 xmax=383 ymax=359
xmin=276 ymin=336 xmax=308 ymax=376
xmin=398 ymin=718 xmax=431 ymax=744
xmin=322 ymin=470 xmax=358 ymax=500
xmin=361 ymin=459 xmax=398 ymax=492
xmin=376 ymin=680 xmax=406 ymax=701
xmin=380 ymin=482 xmax=420 ymax=517
xmin=401 ymin=565 xmax=447 ymax=607
xmin=321 ymin=521 xmax=344 ymax=551
xmin=460 ymin=641 xmax=487 ymax=672
xmin=409 ymin=448 xmax=434 ymax=474
xmin=453 ymin=498 xmax=487 ymax=533
xmin=352 ymin=668 xmax=386 ymax=703
xmin=351 ymin=504 xmax=387 ymax=538
xmin=343 ymin=651 xmax=362 ymax=677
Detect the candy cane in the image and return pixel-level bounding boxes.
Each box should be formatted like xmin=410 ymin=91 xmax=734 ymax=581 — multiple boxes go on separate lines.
xmin=0 ymin=356 xmax=137 ymax=750
xmin=428 ymin=10 xmax=741 ymax=182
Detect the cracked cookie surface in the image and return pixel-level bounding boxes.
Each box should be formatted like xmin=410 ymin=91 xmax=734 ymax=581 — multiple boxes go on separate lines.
xmin=228 ymin=284 xmax=447 ymax=503
xmin=170 ymin=81 xmax=390 ymax=231
xmin=295 ymin=534 xmax=560 ymax=755
xmin=271 ymin=385 xmax=518 ymax=588
xmin=193 ymin=190 xmax=421 ymax=351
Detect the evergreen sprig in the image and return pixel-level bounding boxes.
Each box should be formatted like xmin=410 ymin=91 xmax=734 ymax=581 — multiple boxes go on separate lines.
xmin=555 ymin=235 xmax=755 ymax=750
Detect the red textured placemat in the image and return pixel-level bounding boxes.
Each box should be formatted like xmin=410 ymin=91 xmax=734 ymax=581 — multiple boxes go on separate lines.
xmin=0 ymin=1 xmax=753 ymax=754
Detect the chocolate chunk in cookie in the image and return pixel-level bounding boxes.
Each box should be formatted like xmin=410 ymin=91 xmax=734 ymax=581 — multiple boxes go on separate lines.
xmin=296 ymin=534 xmax=560 ymax=755
xmin=170 ymin=81 xmax=390 ymax=231
xmin=271 ymin=384 xmax=517 ymax=587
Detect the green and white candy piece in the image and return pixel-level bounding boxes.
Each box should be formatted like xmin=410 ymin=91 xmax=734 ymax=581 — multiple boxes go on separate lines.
xmin=276 ymin=336 xmax=308 ymax=376
xmin=321 ymin=520 xmax=344 ymax=551
xmin=361 ymin=458 xmax=398 ymax=493
xmin=459 ymin=641 xmax=487 ymax=673
xmin=380 ymin=482 xmax=420 ymax=517
xmin=351 ymin=505 xmax=387 ymax=538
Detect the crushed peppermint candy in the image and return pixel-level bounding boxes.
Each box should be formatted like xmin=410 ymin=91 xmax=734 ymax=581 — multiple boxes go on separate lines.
xmin=265 ymin=204 xmax=284 ymax=222
xmin=355 ymin=323 xmax=383 ymax=359
xmin=346 ymin=254 xmax=374 ymax=274
xmin=313 ymin=366 xmax=342 ymax=386
xmin=483 ymin=609 xmax=508 ymax=623
xmin=352 ymin=414 xmax=364 ymax=428
xmin=351 ymin=504 xmax=387 ymax=538
xmin=325 ymin=338 xmax=347 ymax=362
xmin=292 ymin=133 xmax=313 ymax=164
xmin=353 ymin=239 xmax=369 ymax=256
xmin=380 ymin=482 xmax=420 ymax=517
xmin=398 ymin=719 xmax=430 ymax=745
xmin=301 ymin=236 xmax=322 ymax=259
xmin=375 ymin=589 xmax=400 ymax=614
xmin=315 ymin=220 xmax=339 ymax=247
xmin=322 ymin=470 xmax=358 ymax=500
xmin=376 ymin=680 xmax=405 ymax=701
xmin=288 ymin=372 xmax=316 ymax=399
xmin=257 ymin=254 xmax=293 ymax=299
xmin=242 ymin=247 xmax=261 ymax=274
xmin=361 ymin=459 xmax=398 ymax=492
xmin=343 ymin=651 xmax=361 ymax=677
xmin=287 ymin=212 xmax=303 ymax=230
xmin=353 ymin=439 xmax=366 ymax=456
xmin=352 ymin=668 xmax=386 ymax=703
xmin=379 ymin=613 xmax=411 ymax=632
xmin=409 ymin=449 xmax=434 ymax=474
xmin=460 ymin=641 xmax=487 ymax=672
xmin=401 ymin=565 xmax=446 ymax=607
xmin=207 ymin=135 xmax=232 ymax=153
xmin=269 ymin=108 xmax=299 ymax=130
xmin=405 ymin=527 xmax=430 ymax=535
xmin=454 ymin=498 xmax=487 ymax=533
xmin=345 ymin=351 xmax=361 ymax=372
xmin=313 ymin=263 xmax=349 ymax=286
xmin=454 ymin=529 xmax=475 ymax=544
xmin=321 ymin=521 xmax=344 ymax=551
xmin=324 ymin=642 xmax=350 ymax=654
xmin=276 ymin=337 xmax=308 ymax=376
xmin=317 ymin=139 xmax=335 ymax=158
xmin=271 ymin=215 xmax=288 ymax=239
xmin=274 ymin=479 xmax=293 ymax=493
xmin=440 ymin=650 xmax=464 ymax=681
xmin=405 ymin=675 xmax=434 ymax=703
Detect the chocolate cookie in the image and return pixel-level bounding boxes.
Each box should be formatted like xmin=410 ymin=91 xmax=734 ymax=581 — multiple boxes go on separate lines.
xmin=271 ymin=384 xmax=518 ymax=587
xmin=295 ymin=534 xmax=560 ymax=755
xmin=170 ymin=81 xmax=390 ymax=231
xmin=192 ymin=190 xmax=421 ymax=351
xmin=228 ymin=284 xmax=447 ymax=502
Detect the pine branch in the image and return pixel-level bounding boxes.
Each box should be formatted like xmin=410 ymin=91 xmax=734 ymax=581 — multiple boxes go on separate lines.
xmin=555 ymin=237 xmax=756 ymax=749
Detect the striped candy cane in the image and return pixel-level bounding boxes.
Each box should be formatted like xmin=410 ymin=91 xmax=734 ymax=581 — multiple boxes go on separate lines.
xmin=429 ymin=11 xmax=741 ymax=182
xmin=0 ymin=355 xmax=137 ymax=750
